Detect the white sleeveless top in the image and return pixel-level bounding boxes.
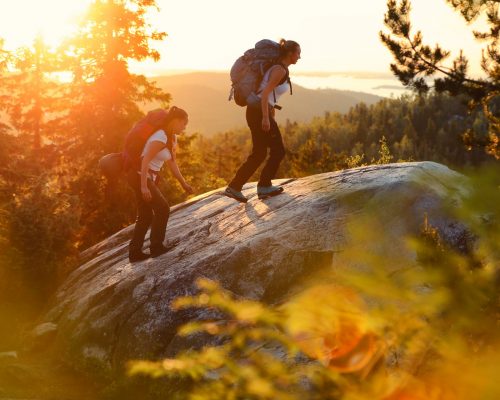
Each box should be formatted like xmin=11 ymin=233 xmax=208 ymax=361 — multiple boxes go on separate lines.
xmin=257 ymin=65 xmax=290 ymax=107
xmin=140 ymin=129 xmax=177 ymax=172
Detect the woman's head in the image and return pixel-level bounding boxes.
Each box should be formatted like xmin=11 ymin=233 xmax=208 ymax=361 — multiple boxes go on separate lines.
xmin=166 ymin=106 xmax=188 ymax=135
xmin=279 ymin=39 xmax=301 ymax=65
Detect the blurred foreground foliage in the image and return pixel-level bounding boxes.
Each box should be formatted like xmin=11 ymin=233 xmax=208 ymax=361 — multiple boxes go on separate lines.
xmin=129 ymin=167 xmax=499 ymax=400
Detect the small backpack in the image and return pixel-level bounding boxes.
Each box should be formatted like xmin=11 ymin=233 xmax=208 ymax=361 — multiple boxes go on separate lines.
xmin=98 ymin=108 xmax=173 ymax=180
xmin=98 ymin=152 xmax=124 ymax=180
xmin=228 ymin=39 xmax=292 ymax=108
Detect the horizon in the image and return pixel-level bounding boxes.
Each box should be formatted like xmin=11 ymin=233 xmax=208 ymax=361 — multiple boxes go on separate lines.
xmin=140 ymin=68 xmax=397 ymax=78
xmin=142 ymin=69 xmax=407 ymax=97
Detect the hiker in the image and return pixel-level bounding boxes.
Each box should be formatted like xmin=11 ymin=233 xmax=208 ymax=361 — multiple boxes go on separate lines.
xmin=127 ymin=106 xmax=194 ymax=262
xmin=225 ymin=39 xmax=301 ymax=203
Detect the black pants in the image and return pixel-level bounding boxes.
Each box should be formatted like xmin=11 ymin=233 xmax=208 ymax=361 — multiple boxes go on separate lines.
xmin=228 ymin=106 xmax=286 ymax=191
xmin=127 ymin=170 xmax=170 ymax=254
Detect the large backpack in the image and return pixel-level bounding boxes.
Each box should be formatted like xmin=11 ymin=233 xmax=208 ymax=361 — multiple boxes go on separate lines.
xmin=122 ymin=108 xmax=171 ymax=170
xmin=98 ymin=108 xmax=172 ymax=180
xmin=228 ymin=39 xmax=292 ymax=108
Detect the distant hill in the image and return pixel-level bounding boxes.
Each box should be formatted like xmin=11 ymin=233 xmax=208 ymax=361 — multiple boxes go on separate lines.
xmin=148 ymin=72 xmax=382 ymax=134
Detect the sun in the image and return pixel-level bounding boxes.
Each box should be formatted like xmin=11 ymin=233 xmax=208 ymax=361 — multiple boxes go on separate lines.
xmin=0 ymin=0 xmax=92 ymax=49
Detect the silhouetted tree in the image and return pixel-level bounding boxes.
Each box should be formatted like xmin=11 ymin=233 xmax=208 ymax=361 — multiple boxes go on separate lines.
xmin=380 ymin=0 xmax=500 ymax=158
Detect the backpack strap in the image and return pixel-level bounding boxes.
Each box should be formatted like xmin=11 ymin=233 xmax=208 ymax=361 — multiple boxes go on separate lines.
xmin=256 ymin=64 xmax=291 ymax=107
xmin=258 ymin=64 xmax=288 ymax=93
xmin=277 ymin=63 xmax=289 ymax=84
xmin=278 ymin=63 xmax=292 ymax=95
xmin=275 ymin=64 xmax=291 ymax=105
xmin=270 ymin=63 xmax=292 ymax=95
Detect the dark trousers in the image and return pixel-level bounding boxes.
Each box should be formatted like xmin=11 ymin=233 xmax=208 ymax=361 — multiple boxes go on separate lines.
xmin=127 ymin=170 xmax=170 ymax=254
xmin=228 ymin=106 xmax=286 ymax=191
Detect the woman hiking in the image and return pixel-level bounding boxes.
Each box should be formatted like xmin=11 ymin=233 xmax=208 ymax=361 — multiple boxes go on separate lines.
xmin=127 ymin=106 xmax=194 ymax=262
xmin=224 ymin=39 xmax=301 ymax=203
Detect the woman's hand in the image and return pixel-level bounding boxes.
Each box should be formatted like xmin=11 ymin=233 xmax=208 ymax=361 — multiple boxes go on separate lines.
xmin=141 ymin=185 xmax=152 ymax=202
xmin=262 ymin=117 xmax=271 ymax=132
xmin=182 ymin=182 xmax=194 ymax=194
xmin=166 ymin=159 xmax=193 ymax=194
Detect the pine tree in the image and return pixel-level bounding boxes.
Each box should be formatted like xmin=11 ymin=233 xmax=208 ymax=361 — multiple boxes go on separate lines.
xmin=0 ymin=39 xmax=81 ymax=320
xmin=61 ymin=0 xmax=171 ymax=153
xmin=380 ymin=0 xmax=499 ymax=158
xmin=0 ymin=35 xmax=64 ymax=158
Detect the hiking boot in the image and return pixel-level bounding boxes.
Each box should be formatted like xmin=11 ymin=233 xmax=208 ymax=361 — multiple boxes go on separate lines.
xmin=150 ymin=245 xmax=169 ymax=258
xmin=223 ymin=187 xmax=248 ymax=203
xmin=257 ymin=185 xmax=284 ymax=199
xmin=129 ymin=251 xmax=150 ymax=263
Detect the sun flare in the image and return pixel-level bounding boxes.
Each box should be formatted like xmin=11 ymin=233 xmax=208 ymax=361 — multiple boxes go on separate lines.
xmin=0 ymin=0 xmax=91 ymax=49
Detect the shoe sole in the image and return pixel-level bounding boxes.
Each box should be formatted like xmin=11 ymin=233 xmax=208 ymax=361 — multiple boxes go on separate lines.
xmin=223 ymin=191 xmax=248 ymax=203
xmin=258 ymin=188 xmax=284 ymax=200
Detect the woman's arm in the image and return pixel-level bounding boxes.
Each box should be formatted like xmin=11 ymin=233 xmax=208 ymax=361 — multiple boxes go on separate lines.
xmin=166 ymin=158 xmax=194 ymax=194
xmin=140 ymin=141 xmax=165 ymax=202
xmin=260 ymin=65 xmax=286 ymax=132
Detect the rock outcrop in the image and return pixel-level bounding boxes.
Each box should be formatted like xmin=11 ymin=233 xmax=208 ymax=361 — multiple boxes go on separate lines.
xmin=40 ymin=162 xmax=469 ymax=375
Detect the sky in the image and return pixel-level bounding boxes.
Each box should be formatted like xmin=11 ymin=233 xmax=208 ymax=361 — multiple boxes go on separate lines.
xmin=0 ymin=0 xmax=489 ymax=77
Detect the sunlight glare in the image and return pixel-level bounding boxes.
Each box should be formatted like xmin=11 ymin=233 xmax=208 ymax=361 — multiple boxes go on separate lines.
xmin=0 ymin=0 xmax=91 ymax=49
